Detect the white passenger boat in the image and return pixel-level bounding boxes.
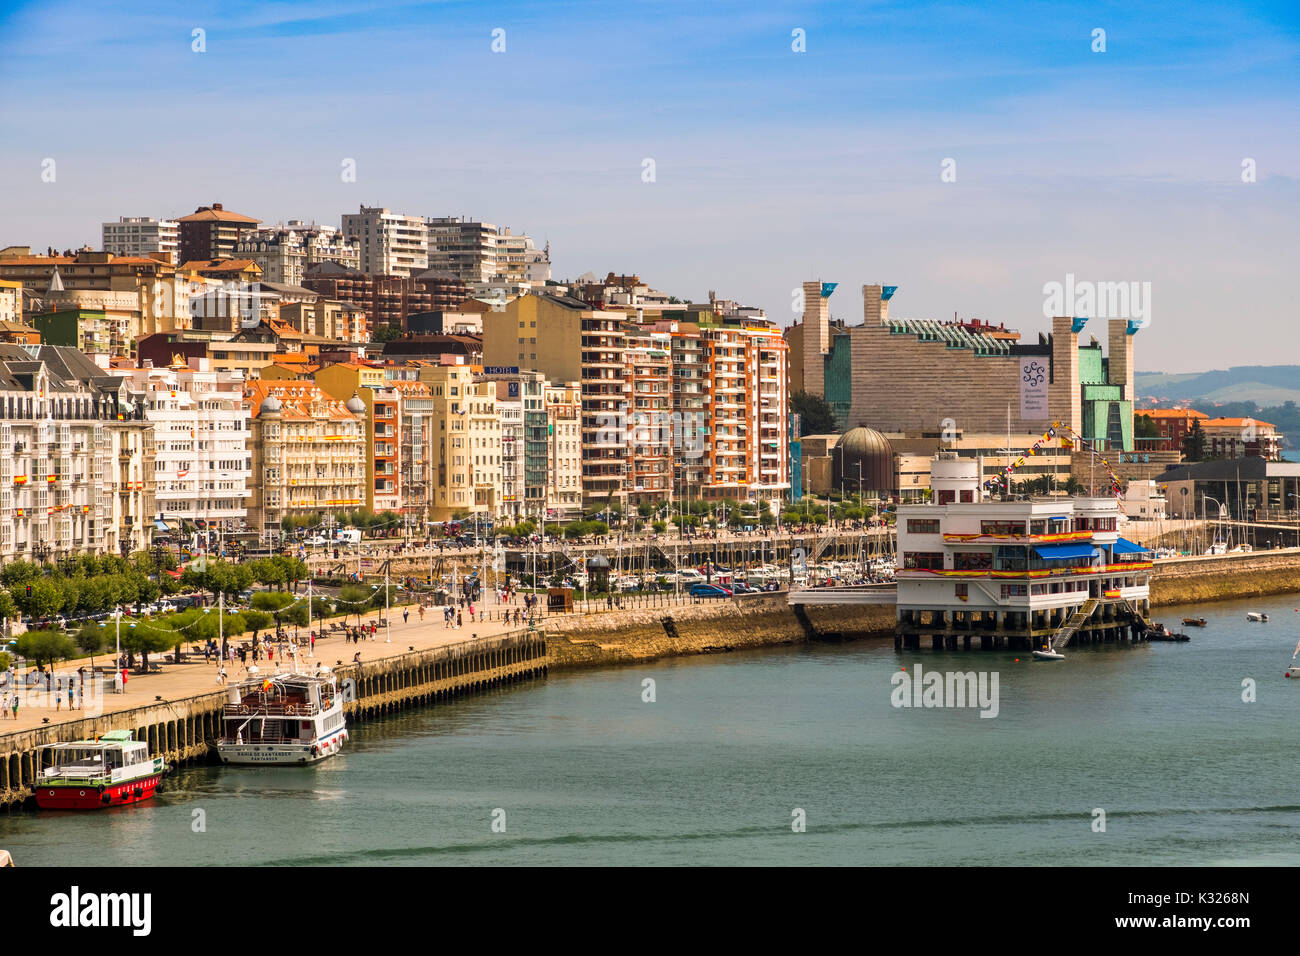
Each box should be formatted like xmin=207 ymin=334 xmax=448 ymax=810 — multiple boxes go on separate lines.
xmin=1246 ymin=612 xmax=1269 ymax=623
xmin=216 ymin=662 xmax=348 ymax=766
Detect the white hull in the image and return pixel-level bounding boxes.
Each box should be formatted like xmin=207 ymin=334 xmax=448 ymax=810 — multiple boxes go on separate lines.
xmin=1032 ymin=650 xmax=1065 ymax=661
xmin=217 ymin=729 xmax=348 ymax=765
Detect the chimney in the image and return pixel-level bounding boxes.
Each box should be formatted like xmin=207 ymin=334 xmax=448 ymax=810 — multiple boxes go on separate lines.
xmin=212 ymin=203 xmax=224 ymax=211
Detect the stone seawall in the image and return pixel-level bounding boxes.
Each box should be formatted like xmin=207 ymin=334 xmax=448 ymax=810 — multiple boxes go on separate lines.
xmin=1149 ymin=550 xmax=1300 ymax=607
xmin=545 ymin=594 xmax=894 ymax=670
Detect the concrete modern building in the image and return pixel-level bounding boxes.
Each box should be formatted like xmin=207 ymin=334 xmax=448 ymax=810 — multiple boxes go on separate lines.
xmin=102 ymin=217 xmax=179 ymax=258
xmin=1159 ymin=457 xmax=1300 ymax=521
xmin=342 ymin=206 xmax=428 ymax=278
xmin=544 ymin=380 xmax=582 ymax=520
xmin=785 ymin=281 xmax=1141 ymax=453
xmin=425 ymin=218 xmax=549 ymax=287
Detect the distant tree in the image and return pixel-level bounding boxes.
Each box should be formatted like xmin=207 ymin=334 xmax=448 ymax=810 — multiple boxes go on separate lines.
xmin=1182 ymin=419 xmax=1207 ymax=462
xmin=371 ymin=323 xmax=404 ymax=343
xmin=791 ymin=391 xmax=838 ymax=436
xmin=1134 ymin=413 xmax=1159 ymax=439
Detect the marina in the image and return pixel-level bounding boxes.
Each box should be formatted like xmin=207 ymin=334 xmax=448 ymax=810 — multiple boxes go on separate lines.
xmin=2 ymin=592 xmax=1298 ymax=866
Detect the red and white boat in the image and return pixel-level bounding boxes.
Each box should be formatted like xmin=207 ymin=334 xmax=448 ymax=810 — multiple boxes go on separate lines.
xmin=35 ymin=731 xmax=166 ymax=810
xmin=216 ymin=664 xmax=348 ymax=765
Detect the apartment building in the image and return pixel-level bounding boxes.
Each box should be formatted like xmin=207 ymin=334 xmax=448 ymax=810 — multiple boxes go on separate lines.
xmin=176 ymin=203 xmax=261 ymax=263
xmin=341 ymin=206 xmax=427 ymax=278
xmin=109 ymin=359 xmax=251 ymax=532
xmin=301 ymin=262 xmax=468 ymax=332
xmin=386 ymin=374 xmax=434 ymax=526
xmin=245 ymin=381 xmax=366 ymax=538
xmin=234 ymin=222 xmax=361 ymax=286
xmin=416 ymin=365 xmax=500 ymax=521
xmin=544 ymin=381 xmax=583 ymax=520
xmin=279 ymin=299 xmax=368 ymax=344
xmin=482 ymin=293 xmax=629 ymax=510
xmin=102 ymin=217 xmax=180 ymax=258
xmin=623 ymin=326 xmax=672 ymax=505
xmin=313 ymin=362 xmax=398 ymax=513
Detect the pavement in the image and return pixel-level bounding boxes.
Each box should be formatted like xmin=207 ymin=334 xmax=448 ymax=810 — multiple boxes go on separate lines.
xmin=0 ymin=598 xmax=528 ymax=737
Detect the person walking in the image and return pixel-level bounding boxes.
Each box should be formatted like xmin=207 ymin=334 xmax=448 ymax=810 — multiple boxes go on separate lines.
xmin=218 ymin=665 xmax=227 ymax=686
xmin=418 ymin=604 xmax=425 ymax=623
xmin=11 ymin=693 xmax=18 ymax=720
xmin=456 ymin=610 xmax=462 ymax=630
xmin=468 ymin=603 xmax=475 ymax=623
xmin=403 ymin=608 xmax=409 ymax=625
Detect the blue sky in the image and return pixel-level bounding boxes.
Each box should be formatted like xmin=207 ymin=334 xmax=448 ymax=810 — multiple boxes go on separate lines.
xmin=1 ymin=0 xmax=1297 ymax=372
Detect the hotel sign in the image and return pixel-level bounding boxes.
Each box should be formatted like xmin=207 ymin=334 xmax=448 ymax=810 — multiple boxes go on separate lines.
xmin=484 ymin=366 xmax=519 ymax=375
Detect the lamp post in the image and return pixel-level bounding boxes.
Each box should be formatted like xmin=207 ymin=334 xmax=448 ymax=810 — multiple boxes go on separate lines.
xmin=1202 ymin=494 xmax=1224 ymax=554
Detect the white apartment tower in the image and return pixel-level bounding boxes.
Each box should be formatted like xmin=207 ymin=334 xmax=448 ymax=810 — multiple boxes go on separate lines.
xmin=341 ymin=206 xmax=428 ymax=278
xmin=101 ymin=217 xmax=179 ymax=258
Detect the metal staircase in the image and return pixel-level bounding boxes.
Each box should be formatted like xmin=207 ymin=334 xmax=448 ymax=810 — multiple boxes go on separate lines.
xmin=1051 ymin=598 xmax=1098 ymax=650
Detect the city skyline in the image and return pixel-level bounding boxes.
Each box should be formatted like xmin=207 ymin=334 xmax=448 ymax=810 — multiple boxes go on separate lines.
xmin=2 ymin=0 xmax=1298 ymax=372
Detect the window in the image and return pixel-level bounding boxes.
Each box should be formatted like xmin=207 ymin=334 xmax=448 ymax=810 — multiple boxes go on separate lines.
xmin=980 ymin=520 xmax=1027 ymax=536
xmin=907 ymin=519 xmax=940 ymax=534
xmin=954 ymin=551 xmax=993 ymax=571
xmin=937 ymin=489 xmax=955 ymax=504
xmin=903 ymin=551 xmax=944 ymax=571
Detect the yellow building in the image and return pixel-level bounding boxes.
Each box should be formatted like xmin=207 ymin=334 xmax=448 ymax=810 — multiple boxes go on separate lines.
xmin=245 ymin=380 xmax=366 ymax=538
xmin=315 ymin=361 xmax=398 ymax=514
xmin=416 ymin=364 xmax=501 ymax=521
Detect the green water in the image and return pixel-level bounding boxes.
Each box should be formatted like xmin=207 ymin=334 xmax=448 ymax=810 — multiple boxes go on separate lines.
xmin=5 ymin=594 xmax=1300 ymax=866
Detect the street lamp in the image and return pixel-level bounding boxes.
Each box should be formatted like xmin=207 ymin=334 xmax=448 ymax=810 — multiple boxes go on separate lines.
xmin=1202 ymin=494 xmax=1225 ymax=553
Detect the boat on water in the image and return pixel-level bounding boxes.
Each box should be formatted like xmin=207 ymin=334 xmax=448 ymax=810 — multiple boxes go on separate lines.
xmin=1147 ymin=624 xmax=1190 ymax=642
xmin=216 ymin=662 xmax=348 ymax=765
xmin=1246 ymin=612 xmax=1270 ymax=623
xmin=1032 ymin=647 xmax=1065 ymax=661
xmin=1181 ymin=618 xmax=1207 ymax=627
xmin=35 ymin=730 xmax=165 ymax=810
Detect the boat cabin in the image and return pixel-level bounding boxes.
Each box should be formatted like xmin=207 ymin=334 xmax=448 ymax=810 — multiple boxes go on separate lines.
xmin=41 ymin=731 xmax=150 ymax=783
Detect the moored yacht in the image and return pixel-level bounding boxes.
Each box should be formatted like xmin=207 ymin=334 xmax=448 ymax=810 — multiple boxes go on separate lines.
xmin=216 ymin=663 xmax=348 ymax=765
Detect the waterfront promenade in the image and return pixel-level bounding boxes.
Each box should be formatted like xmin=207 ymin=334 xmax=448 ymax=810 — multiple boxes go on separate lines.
xmin=0 ymin=603 xmax=524 ymax=737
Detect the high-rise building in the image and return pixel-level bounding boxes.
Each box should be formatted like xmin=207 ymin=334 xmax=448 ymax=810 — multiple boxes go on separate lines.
xmin=175 ymin=203 xmax=261 ymax=263
xmin=341 ymin=206 xmax=427 ymax=278
xmin=416 ymin=364 xmax=501 ymax=521
xmin=482 ymin=293 xmax=629 ymax=509
xmin=102 ymin=217 xmax=179 ymax=258
xmin=425 ymin=217 xmax=549 ymax=287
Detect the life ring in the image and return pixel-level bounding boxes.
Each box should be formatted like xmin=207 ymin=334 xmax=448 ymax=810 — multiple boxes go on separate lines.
xmin=239 ymin=704 xmax=250 ymax=715
xmin=97 ymin=784 xmax=105 ymax=794
xmin=286 ymin=705 xmax=297 ymax=716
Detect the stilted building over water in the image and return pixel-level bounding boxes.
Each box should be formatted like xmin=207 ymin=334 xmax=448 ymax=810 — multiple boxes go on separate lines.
xmin=894 ymin=454 xmax=1153 ymax=651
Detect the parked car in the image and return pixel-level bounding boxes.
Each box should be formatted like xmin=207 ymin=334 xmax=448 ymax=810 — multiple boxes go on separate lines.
xmin=304 ymin=535 xmax=328 ymax=547
xmin=690 ymin=583 xmax=732 ymax=598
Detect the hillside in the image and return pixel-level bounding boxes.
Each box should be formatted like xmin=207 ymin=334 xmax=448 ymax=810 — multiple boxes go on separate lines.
xmin=1135 ymin=366 xmax=1300 ymax=407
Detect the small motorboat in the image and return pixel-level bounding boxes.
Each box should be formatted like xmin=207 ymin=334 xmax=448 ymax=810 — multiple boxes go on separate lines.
xmin=1246 ymin=612 xmax=1269 ymax=623
xmin=1032 ymin=647 xmax=1065 ymax=661
xmin=1148 ymin=625 xmax=1190 ymax=642
xmin=1181 ymin=618 xmax=1207 ymax=627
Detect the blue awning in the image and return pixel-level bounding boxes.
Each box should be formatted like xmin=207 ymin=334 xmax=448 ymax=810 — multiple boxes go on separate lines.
xmin=1032 ymin=543 xmax=1096 ymax=560
xmin=1113 ymin=537 xmax=1152 ymax=555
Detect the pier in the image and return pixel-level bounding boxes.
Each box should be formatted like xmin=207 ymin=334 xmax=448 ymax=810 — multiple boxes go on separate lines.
xmin=0 ymin=619 xmax=546 ymax=810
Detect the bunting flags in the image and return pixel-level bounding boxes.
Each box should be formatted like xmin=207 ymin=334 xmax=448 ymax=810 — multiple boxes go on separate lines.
xmin=982 ymin=421 xmax=1124 ymax=502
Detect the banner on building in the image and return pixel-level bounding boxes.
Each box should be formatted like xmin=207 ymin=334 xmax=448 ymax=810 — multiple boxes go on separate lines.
xmin=1019 ymin=358 xmax=1050 ymax=420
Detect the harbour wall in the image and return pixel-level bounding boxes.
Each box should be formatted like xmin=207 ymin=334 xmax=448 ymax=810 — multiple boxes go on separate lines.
xmin=1148 ymin=550 xmax=1300 ymax=607
xmin=545 ymin=595 xmax=894 ymax=669
xmin=0 ymin=630 xmax=545 ymax=809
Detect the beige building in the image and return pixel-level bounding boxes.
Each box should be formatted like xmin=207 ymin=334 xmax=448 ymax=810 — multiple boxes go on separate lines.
xmin=281 ymin=299 xmax=368 ymax=344
xmin=245 ymin=381 xmax=367 ymax=539
xmin=416 ymin=364 xmax=500 ymax=521
xmin=545 ymin=381 xmax=583 ymax=519
xmin=482 ymin=293 xmax=629 ymax=509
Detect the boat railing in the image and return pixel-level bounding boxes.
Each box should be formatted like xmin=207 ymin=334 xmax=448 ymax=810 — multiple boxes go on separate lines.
xmin=218 ymin=734 xmax=308 ymax=745
xmin=224 ymin=700 xmax=319 ymax=717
